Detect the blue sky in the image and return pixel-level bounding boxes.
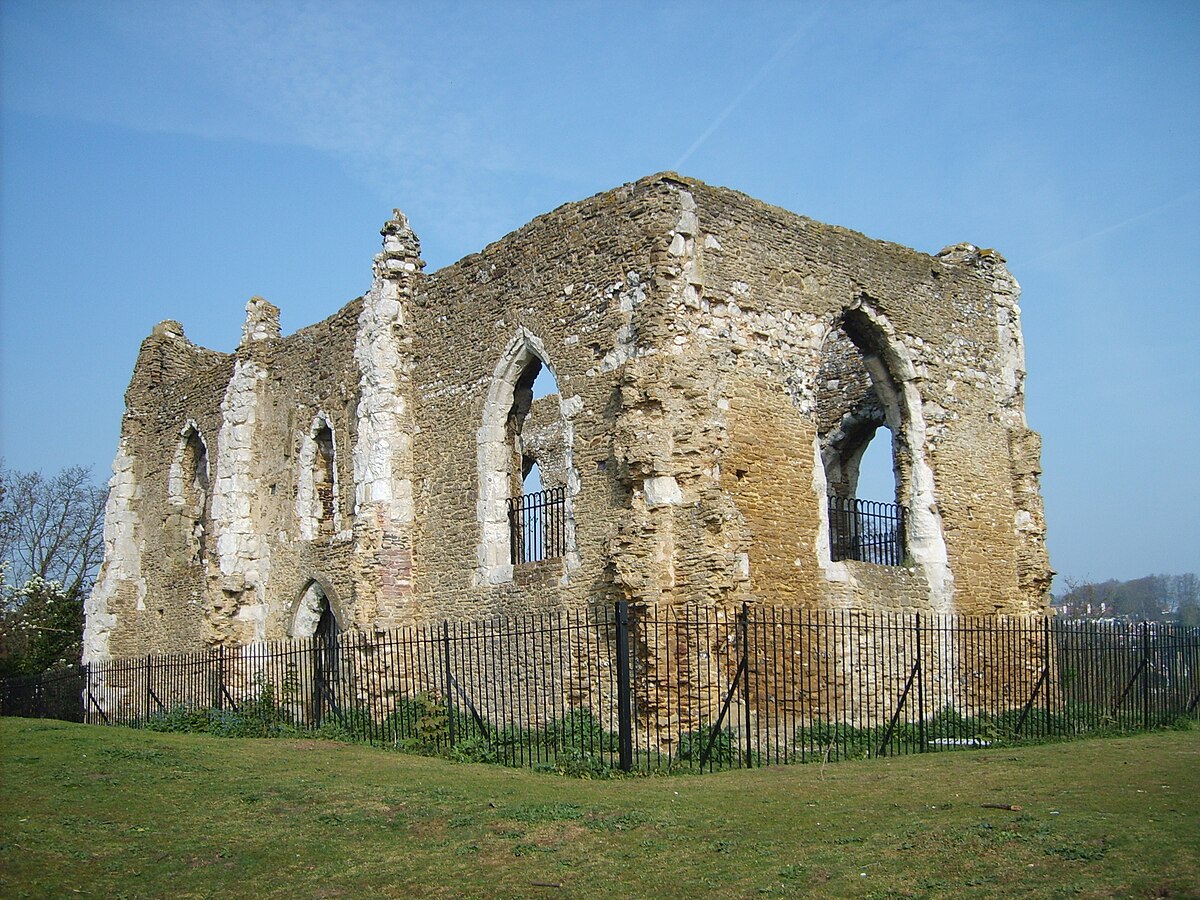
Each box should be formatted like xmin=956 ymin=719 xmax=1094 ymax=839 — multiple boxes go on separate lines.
xmin=1 ymin=1 xmax=1196 ymax=588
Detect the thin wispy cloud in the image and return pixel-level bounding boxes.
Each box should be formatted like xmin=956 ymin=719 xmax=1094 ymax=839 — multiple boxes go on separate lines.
xmin=5 ymin=2 xmax=499 ymax=198
xmin=93 ymin=3 xmax=525 ymax=258
xmin=674 ymin=5 xmax=827 ymax=171
xmin=1025 ymin=186 xmax=1200 ymax=265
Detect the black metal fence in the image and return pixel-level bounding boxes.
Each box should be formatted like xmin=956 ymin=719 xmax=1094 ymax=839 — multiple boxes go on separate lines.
xmin=3 ymin=607 xmax=1197 ymax=772
xmin=507 ymin=486 xmax=567 ymax=564
xmin=0 ymin=665 xmax=87 ymax=723
xmin=829 ymin=496 xmax=906 ymax=565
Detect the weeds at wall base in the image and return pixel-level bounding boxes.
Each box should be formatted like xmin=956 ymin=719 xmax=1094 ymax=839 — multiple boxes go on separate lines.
xmin=136 ymin=687 xmax=1193 ymax=778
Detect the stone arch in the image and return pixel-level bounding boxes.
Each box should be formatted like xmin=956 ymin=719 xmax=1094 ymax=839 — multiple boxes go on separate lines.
xmin=167 ymin=421 xmax=210 ymax=565
xmin=289 ymin=577 xmax=344 ymax=727
xmin=296 ymin=412 xmax=341 ymax=540
xmin=816 ymin=311 xmax=904 ymax=503
xmin=475 ymin=327 xmax=579 ymax=585
xmin=289 ymin=575 xmax=345 ymax=640
xmin=812 ymin=301 xmax=953 ymax=609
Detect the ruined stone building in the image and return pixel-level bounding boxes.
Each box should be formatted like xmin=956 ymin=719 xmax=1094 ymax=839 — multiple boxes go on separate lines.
xmin=83 ymin=173 xmax=1052 ymax=664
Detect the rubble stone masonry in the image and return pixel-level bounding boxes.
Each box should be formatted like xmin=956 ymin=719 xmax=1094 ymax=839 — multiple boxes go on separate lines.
xmin=84 ymin=173 xmax=1051 ymax=662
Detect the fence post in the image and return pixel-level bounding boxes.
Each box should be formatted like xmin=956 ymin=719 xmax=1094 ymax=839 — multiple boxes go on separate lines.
xmin=615 ymin=601 xmax=633 ymax=772
xmin=1142 ymin=620 xmax=1151 ymax=731
xmin=144 ymin=654 xmax=152 ymax=724
xmin=915 ymin=614 xmax=925 ymax=752
xmin=1044 ymin=614 xmax=1052 ymax=735
xmin=442 ymin=620 xmax=456 ymax=748
xmin=741 ymin=603 xmax=752 ymax=768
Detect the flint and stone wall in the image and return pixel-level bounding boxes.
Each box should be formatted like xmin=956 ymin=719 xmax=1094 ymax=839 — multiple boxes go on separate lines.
xmin=84 ymin=173 xmax=1052 ymax=667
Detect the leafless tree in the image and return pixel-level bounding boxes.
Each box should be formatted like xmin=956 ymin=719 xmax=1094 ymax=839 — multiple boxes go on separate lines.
xmin=0 ymin=462 xmax=107 ymax=600
xmin=0 ymin=463 xmax=107 ymax=673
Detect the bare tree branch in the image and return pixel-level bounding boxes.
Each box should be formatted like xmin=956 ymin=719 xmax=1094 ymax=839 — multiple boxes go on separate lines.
xmin=0 ymin=462 xmax=107 ymax=601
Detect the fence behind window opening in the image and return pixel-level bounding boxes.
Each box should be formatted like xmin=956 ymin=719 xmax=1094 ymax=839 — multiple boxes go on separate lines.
xmin=4 ymin=608 xmax=1197 ymax=774
xmin=829 ymin=496 xmax=906 ymax=566
xmin=507 ymin=486 xmax=566 ymax=564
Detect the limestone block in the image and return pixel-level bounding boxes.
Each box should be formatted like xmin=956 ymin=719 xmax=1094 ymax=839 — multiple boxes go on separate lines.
xmin=644 ymin=475 xmax=684 ymax=507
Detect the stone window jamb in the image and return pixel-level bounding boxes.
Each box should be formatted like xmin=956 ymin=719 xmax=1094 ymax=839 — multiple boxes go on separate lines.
xmin=812 ymin=304 xmax=953 ymax=609
xmin=296 ymin=412 xmax=342 ymax=541
xmin=167 ymin=420 xmax=210 ymax=565
xmin=475 ymin=328 xmax=581 ymax=586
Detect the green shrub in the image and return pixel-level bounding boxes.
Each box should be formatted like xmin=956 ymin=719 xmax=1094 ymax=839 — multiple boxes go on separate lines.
xmin=928 ymin=704 xmax=971 ymax=740
xmin=674 ymin=722 xmax=737 ymax=767
xmin=543 ymin=708 xmax=618 ymax=754
xmin=312 ymin=707 xmax=374 ymax=743
xmin=383 ymin=693 xmax=457 ymax=751
xmin=143 ymin=704 xmax=214 ymax=734
xmin=448 ymin=735 xmax=499 ymax=764
xmin=793 ymin=719 xmax=876 ymax=760
xmin=534 ymin=746 xmax=614 ymax=779
xmin=142 ymin=678 xmax=299 ymax=739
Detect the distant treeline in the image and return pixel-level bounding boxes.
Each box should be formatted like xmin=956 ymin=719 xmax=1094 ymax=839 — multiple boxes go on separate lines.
xmin=1054 ymin=573 xmax=1199 ymax=623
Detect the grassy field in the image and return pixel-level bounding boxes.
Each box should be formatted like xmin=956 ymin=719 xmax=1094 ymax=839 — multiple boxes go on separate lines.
xmin=1 ymin=718 xmax=1197 ymax=898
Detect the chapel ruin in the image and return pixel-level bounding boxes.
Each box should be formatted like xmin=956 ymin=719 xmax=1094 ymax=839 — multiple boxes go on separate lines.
xmin=83 ymin=173 xmax=1052 ymax=664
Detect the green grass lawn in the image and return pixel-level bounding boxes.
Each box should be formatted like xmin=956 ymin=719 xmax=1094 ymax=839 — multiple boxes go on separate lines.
xmin=1 ymin=718 xmax=1197 ymax=898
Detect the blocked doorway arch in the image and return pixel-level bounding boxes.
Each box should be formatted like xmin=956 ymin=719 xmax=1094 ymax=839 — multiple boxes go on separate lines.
xmin=290 ymin=578 xmax=343 ymax=640
xmin=291 ymin=578 xmax=342 ymax=726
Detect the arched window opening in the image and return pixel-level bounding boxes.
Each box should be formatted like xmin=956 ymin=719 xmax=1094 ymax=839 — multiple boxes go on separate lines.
xmin=313 ymin=422 xmax=336 ymax=533
xmin=855 ymin=428 xmax=896 ymax=504
xmin=477 ymin=331 xmax=578 ymax=584
xmin=531 ymin=364 xmax=558 ymax=402
xmin=505 ymin=359 xmax=541 ymax=500
xmin=524 ymin=460 xmax=544 ymax=495
xmin=817 ymin=313 xmax=907 ymax=566
xmin=297 ymin=415 xmax=340 ymax=541
xmin=170 ymin=425 xmax=210 ymax=565
xmin=505 ymin=358 xmax=567 ymax=565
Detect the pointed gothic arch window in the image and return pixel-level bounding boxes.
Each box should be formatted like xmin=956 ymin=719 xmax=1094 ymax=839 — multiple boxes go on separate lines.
xmin=297 ymin=414 xmax=340 ymax=540
xmin=168 ymin=423 xmax=210 ymax=565
xmin=812 ymin=304 xmax=953 ymax=606
xmin=816 ymin=311 xmax=907 ymax=565
xmin=313 ymin=423 xmax=336 ymax=530
xmin=476 ymin=331 xmax=577 ymax=583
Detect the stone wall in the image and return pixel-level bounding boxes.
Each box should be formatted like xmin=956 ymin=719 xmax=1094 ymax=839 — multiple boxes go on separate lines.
xmin=84 ymin=172 xmax=1052 ymax=666
xmin=84 ymin=298 xmax=365 ymax=658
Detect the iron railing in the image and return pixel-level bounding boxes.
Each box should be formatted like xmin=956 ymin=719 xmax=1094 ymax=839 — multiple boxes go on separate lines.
xmin=507 ymin=486 xmax=566 ymax=564
xmin=3 ymin=610 xmax=1197 ymax=773
xmin=829 ymin=495 xmax=906 ymax=565
xmin=0 ymin=665 xmax=86 ymax=722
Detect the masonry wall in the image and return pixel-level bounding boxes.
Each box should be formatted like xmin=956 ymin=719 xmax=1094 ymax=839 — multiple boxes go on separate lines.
xmin=224 ymin=300 xmax=364 ymax=639
xmin=606 ymin=176 xmax=1051 ymax=616
xmin=85 ymin=172 xmax=1052 ymax=666
xmin=406 ymin=179 xmax=679 ymax=619
xmin=90 ymin=322 xmax=232 ymax=658
xmin=85 ymin=301 xmax=367 ymax=659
